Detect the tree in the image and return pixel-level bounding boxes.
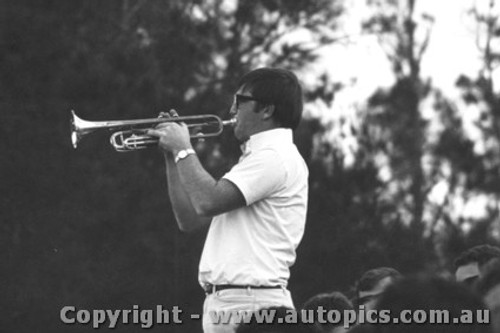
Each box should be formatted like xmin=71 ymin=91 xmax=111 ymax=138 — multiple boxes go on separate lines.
xmin=337 ymin=0 xmax=500 ymax=275
xmin=438 ymin=0 xmax=500 ymax=259
xmin=290 ymin=0 xmax=440 ymax=303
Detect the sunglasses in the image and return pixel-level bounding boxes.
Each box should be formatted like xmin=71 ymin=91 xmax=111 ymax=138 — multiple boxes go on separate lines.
xmin=234 ymin=94 xmax=264 ymax=109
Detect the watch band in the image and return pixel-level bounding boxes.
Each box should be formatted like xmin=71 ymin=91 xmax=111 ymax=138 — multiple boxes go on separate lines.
xmin=174 ymin=148 xmax=196 ymax=164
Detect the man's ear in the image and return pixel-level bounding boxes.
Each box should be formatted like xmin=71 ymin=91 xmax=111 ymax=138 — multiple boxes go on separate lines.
xmin=260 ymin=105 xmax=275 ymax=120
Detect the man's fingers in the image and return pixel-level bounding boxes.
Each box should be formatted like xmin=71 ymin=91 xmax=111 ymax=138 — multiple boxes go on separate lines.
xmin=148 ymin=122 xmax=181 ymax=133
xmin=159 ymin=122 xmax=178 ymax=129
xmin=146 ymin=129 xmax=161 ymax=137
xmin=158 ymin=111 xmax=171 ymax=119
xmin=158 ymin=109 xmax=179 ymax=119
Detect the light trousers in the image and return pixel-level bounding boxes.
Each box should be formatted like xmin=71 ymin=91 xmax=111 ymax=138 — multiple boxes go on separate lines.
xmin=202 ymin=287 xmax=294 ymax=333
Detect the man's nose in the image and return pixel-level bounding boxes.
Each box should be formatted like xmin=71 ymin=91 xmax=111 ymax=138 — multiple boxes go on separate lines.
xmin=229 ymin=103 xmax=237 ymax=117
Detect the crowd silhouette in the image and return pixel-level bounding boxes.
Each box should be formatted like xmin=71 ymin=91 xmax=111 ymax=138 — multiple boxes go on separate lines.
xmin=236 ymin=244 xmax=500 ymax=333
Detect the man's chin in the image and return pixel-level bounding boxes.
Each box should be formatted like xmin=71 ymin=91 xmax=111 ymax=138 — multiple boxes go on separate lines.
xmin=233 ymin=128 xmax=246 ymax=142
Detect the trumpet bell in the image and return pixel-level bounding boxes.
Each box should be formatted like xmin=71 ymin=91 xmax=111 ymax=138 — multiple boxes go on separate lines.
xmin=71 ymin=130 xmax=78 ymax=149
xmin=71 ymin=110 xmax=109 ymax=148
xmin=70 ymin=110 xmax=86 ymax=148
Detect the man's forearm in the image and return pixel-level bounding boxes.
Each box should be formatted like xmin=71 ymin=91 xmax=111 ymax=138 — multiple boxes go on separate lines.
xmin=148 ymin=120 xmax=243 ymax=217
xmin=174 ymin=154 xmax=221 ymax=216
xmin=164 ymin=153 xmax=210 ymax=232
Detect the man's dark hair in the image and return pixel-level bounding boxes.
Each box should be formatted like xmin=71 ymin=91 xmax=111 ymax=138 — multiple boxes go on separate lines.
xmin=454 ymin=244 xmax=500 ymax=269
xmin=301 ymin=291 xmax=353 ymax=332
xmin=236 ymin=306 xmax=313 ymax=333
xmin=356 ymin=267 xmax=402 ymax=294
xmin=374 ymin=275 xmax=491 ymax=333
xmin=238 ymin=68 xmax=303 ymax=130
xmin=476 ymin=258 xmax=500 ymax=296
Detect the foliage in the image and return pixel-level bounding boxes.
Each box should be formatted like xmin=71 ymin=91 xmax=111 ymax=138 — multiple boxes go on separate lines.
xmin=434 ymin=0 xmax=500 ymax=259
xmin=1 ymin=0 xmax=343 ymax=332
xmin=333 ymin=0 xmax=500 ymax=276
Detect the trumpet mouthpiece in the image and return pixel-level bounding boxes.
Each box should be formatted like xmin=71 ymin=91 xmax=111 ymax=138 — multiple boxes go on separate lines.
xmin=223 ymin=118 xmax=237 ymax=127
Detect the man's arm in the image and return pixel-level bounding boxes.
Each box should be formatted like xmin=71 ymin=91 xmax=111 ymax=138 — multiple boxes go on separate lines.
xmin=174 ymin=152 xmax=246 ymax=217
xmin=149 ymin=122 xmax=246 ymax=230
xmin=163 ymin=152 xmax=212 ymax=232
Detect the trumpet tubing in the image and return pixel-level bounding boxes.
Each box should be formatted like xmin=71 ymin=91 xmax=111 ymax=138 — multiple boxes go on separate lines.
xmin=70 ymin=110 xmax=235 ymax=152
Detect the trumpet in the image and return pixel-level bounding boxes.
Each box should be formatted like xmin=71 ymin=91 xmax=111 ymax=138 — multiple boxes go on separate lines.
xmin=70 ymin=110 xmax=236 ymax=152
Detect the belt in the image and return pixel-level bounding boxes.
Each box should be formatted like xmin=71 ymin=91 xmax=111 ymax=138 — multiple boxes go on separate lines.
xmin=203 ymin=284 xmax=282 ymax=294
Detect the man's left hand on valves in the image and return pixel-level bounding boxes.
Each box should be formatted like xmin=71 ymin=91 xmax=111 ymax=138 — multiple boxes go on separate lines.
xmin=146 ymin=122 xmax=192 ymax=156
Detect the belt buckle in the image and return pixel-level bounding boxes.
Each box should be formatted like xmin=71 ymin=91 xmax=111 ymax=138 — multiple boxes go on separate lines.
xmin=204 ymin=283 xmax=215 ymax=294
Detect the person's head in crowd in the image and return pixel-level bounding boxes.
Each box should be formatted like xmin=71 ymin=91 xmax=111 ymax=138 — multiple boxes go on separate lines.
xmin=476 ymin=259 xmax=500 ymax=333
xmin=355 ymin=267 xmax=402 ymax=311
xmin=374 ymin=275 xmax=491 ymax=333
xmin=302 ymin=291 xmax=353 ymax=333
xmin=454 ymin=244 xmax=500 ymax=286
xmin=236 ymin=306 xmax=313 ymax=333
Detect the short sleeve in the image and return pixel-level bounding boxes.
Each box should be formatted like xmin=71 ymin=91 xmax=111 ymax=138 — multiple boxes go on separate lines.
xmin=222 ymin=149 xmax=286 ymax=206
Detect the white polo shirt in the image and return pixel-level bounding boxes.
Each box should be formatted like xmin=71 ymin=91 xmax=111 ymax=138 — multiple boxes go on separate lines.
xmin=198 ymin=128 xmax=309 ymax=287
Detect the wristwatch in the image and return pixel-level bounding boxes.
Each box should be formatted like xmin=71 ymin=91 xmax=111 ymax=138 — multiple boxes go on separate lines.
xmin=174 ymin=148 xmax=196 ymax=164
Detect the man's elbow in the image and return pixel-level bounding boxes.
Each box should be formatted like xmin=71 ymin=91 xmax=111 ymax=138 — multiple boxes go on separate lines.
xmin=174 ymin=214 xmax=205 ymax=233
xmin=176 ymin=217 xmax=205 ymax=233
xmin=193 ymin=200 xmax=218 ymax=217
xmin=178 ymin=223 xmax=198 ymax=233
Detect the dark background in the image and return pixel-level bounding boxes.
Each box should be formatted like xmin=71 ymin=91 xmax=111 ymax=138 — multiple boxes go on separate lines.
xmin=2 ymin=1 xmax=499 ymax=332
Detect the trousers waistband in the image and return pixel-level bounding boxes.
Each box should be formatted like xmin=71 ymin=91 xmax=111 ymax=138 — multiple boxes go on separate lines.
xmin=203 ymin=284 xmax=282 ymax=294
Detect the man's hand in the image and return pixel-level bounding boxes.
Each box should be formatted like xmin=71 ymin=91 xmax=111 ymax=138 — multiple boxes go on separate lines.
xmin=158 ymin=109 xmax=178 ymax=119
xmin=147 ymin=109 xmax=192 ymax=155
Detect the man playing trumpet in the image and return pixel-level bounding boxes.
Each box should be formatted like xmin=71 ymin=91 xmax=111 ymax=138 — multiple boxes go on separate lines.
xmin=147 ymin=68 xmax=309 ymax=333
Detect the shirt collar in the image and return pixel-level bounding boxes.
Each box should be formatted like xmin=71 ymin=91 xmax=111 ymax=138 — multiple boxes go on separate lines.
xmin=240 ymin=128 xmax=293 ymax=155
